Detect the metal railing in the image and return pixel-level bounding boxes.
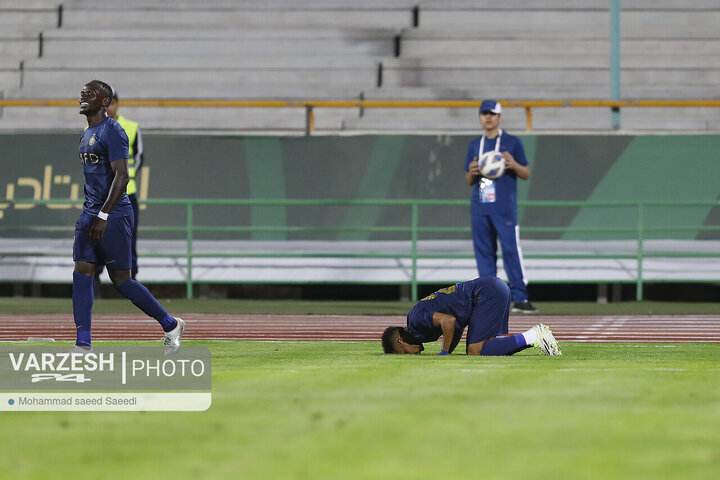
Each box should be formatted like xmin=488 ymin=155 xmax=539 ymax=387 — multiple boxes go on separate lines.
xmin=2 ymin=198 xmax=719 ymax=301
xmin=2 ymin=99 xmax=720 ymax=133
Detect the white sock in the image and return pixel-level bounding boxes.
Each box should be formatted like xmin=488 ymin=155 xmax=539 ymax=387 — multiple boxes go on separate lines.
xmin=522 ymin=327 xmax=538 ymax=346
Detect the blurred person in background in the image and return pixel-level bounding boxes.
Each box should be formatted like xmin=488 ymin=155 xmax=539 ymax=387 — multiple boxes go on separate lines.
xmin=94 ymin=89 xmax=144 ymax=295
xmin=464 ymin=100 xmax=536 ymax=313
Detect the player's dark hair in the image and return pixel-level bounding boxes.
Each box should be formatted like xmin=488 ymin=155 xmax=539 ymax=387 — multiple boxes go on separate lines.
xmin=381 ymin=326 xmax=403 ymax=354
xmin=400 ymin=329 xmax=423 ymax=346
xmin=88 ymin=80 xmax=114 ymax=101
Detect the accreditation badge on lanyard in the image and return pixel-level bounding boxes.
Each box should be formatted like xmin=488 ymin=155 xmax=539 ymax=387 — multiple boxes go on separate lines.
xmin=478 ymin=129 xmax=502 ymax=204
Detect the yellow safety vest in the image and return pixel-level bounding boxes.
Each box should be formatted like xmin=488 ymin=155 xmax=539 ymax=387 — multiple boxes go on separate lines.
xmin=115 ymin=115 xmax=140 ymax=195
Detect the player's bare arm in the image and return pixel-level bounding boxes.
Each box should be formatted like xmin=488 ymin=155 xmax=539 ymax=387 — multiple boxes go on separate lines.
xmin=448 ymin=328 xmax=464 ymax=353
xmin=432 ymin=312 xmax=459 ymax=354
xmin=89 ymin=158 xmax=129 ymax=241
xmin=502 ymin=152 xmax=530 ymax=180
xmin=466 ymin=157 xmax=480 ymax=185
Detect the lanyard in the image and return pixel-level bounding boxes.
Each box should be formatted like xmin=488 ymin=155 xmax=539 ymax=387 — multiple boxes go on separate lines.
xmin=478 ymin=129 xmax=503 ymax=157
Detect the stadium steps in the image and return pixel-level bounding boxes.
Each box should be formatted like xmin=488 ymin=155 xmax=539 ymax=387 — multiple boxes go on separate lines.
xmin=1 ymin=0 xmax=720 ymax=132
xmin=0 ymin=33 xmax=42 ymax=57
xmin=0 ymin=104 xmax=358 ymax=133
xmin=57 ymin=4 xmax=414 ymax=29
xmin=0 ymin=6 xmax=58 ymax=29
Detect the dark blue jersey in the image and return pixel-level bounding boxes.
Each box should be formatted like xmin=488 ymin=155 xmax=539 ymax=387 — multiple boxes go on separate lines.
xmin=464 ymin=131 xmax=527 ymax=219
xmin=78 ymin=117 xmax=130 ymax=215
xmin=406 ymin=277 xmax=502 ymax=343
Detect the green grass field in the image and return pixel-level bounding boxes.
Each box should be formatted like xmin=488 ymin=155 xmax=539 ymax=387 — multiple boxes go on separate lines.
xmin=1 ymin=339 xmax=719 ymax=479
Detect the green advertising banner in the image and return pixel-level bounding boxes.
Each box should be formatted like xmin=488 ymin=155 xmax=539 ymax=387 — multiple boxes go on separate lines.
xmin=1 ymin=133 xmax=718 ymax=240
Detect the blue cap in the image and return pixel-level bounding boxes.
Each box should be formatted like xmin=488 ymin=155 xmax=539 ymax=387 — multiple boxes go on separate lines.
xmin=479 ymin=100 xmax=502 ymax=114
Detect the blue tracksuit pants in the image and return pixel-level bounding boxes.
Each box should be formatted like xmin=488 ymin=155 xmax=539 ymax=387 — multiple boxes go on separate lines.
xmin=471 ymin=213 xmax=529 ymax=303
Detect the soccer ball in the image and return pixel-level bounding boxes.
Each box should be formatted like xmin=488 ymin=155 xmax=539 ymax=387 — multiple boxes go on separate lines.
xmin=479 ymin=151 xmax=506 ymax=179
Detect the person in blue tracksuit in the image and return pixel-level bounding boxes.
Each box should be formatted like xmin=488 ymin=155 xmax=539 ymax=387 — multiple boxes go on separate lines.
xmin=381 ymin=277 xmax=560 ymax=356
xmin=464 ymin=99 xmax=536 ymax=313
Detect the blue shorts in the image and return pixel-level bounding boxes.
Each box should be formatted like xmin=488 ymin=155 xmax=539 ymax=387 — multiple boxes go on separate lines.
xmin=73 ymin=210 xmax=133 ymax=270
xmin=466 ymin=277 xmax=511 ymax=344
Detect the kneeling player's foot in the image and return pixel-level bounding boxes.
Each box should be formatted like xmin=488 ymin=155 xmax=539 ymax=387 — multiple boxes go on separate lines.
xmin=163 ymin=317 xmax=185 ymax=356
xmin=532 ymin=324 xmax=561 ymax=356
xmin=512 ymin=301 xmax=538 ymax=313
xmin=67 ymin=344 xmax=94 ymax=354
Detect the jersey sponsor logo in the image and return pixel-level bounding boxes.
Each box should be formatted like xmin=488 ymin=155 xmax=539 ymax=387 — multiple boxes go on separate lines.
xmin=79 ymin=152 xmax=100 ymax=165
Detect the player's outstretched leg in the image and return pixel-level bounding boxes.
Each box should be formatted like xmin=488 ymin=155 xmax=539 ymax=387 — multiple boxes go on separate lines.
xmin=479 ymin=334 xmax=530 ymax=355
xmin=108 ymin=270 xmax=184 ymax=354
xmin=477 ymin=324 xmax=561 ymax=356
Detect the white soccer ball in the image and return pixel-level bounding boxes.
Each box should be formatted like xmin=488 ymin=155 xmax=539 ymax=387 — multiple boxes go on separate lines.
xmin=479 ymin=151 xmax=506 ymax=179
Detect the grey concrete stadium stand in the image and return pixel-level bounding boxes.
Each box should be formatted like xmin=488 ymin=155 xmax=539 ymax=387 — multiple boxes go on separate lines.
xmin=0 ymin=58 xmax=22 ymax=93
xmin=1 ymin=0 xmax=719 ymax=131
xmin=1 ymin=1 xmax=717 ymax=294
xmin=0 ymin=33 xmax=42 ymax=58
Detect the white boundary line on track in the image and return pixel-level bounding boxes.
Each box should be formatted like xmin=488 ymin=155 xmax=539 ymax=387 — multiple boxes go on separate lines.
xmin=2 ymin=314 xmax=720 ymax=342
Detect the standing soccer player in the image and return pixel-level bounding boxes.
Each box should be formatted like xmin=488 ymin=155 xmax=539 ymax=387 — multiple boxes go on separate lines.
xmin=465 ymin=100 xmax=536 ymax=313
xmin=73 ymin=80 xmax=184 ymax=354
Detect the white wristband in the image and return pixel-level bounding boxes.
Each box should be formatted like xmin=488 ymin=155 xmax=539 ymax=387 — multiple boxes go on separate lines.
xmin=97 ymin=211 xmax=109 ymax=221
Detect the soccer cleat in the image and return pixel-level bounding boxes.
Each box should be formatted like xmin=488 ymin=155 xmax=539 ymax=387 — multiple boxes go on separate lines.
xmin=512 ymin=301 xmax=538 ymax=313
xmin=66 ymin=344 xmax=94 ymax=354
xmin=163 ymin=317 xmax=185 ymax=356
xmin=533 ymin=323 xmax=562 ymax=356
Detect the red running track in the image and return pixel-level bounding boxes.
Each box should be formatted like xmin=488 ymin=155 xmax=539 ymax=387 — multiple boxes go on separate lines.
xmin=1 ymin=314 xmax=720 ymax=343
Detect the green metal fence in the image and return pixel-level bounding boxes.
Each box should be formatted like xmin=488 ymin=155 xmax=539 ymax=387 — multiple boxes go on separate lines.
xmin=2 ymin=199 xmax=719 ymax=301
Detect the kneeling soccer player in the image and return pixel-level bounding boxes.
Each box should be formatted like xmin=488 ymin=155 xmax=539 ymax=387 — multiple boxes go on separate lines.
xmin=72 ymin=80 xmax=184 ymax=355
xmin=382 ymin=277 xmax=560 ymax=356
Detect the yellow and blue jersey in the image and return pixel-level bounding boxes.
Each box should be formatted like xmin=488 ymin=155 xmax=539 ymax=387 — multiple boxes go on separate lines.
xmin=406 ymin=277 xmax=501 ymax=343
xmin=78 ymin=117 xmax=131 ymax=216
xmin=406 ymin=277 xmax=510 ymax=344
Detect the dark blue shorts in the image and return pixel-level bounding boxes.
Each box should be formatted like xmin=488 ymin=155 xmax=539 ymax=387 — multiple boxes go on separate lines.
xmin=466 ymin=277 xmax=511 ymax=344
xmin=73 ymin=210 xmax=133 ymax=270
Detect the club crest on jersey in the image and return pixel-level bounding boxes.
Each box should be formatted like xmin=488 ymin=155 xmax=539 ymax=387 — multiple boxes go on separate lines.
xmin=88 ymin=134 xmax=97 ymax=146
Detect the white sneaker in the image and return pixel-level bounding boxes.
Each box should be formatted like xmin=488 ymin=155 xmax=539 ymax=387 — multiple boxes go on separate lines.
xmin=66 ymin=344 xmax=94 ymax=354
xmin=163 ymin=317 xmax=185 ymax=356
xmin=533 ymin=324 xmax=562 ymax=356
